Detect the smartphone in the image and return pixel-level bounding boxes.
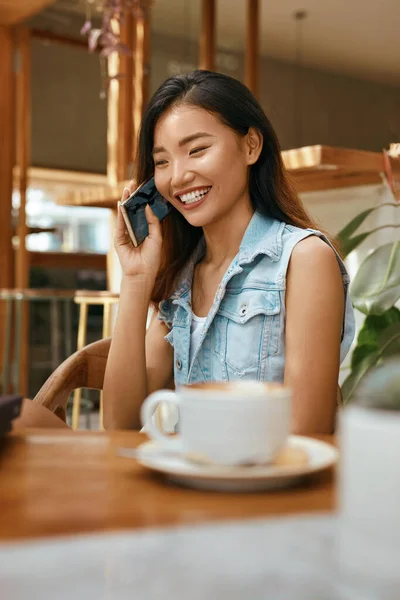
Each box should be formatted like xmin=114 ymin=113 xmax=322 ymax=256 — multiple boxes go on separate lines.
xmin=120 ymin=177 xmax=171 ymax=247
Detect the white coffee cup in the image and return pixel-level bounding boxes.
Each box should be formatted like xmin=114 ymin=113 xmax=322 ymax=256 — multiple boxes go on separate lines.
xmin=140 ymin=380 xmax=292 ymax=466
xmin=337 ymin=404 xmax=400 ymax=596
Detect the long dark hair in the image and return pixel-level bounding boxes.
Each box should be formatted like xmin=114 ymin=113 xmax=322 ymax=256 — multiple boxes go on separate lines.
xmin=135 ymin=70 xmax=328 ymax=303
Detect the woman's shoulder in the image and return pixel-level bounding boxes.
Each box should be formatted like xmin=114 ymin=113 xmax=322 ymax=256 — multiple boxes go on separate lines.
xmin=279 ymin=221 xmax=337 ymax=259
xmin=289 ymin=234 xmax=339 ymax=272
xmin=283 ymin=241 xmax=346 ymax=320
xmin=276 ymin=221 xmax=344 ymax=283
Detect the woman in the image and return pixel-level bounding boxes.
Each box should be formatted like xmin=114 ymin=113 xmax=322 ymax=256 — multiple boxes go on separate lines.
xmin=103 ymin=70 xmax=355 ymax=433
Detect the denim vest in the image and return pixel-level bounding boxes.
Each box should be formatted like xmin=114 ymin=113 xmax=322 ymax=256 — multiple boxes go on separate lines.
xmin=158 ymin=212 xmax=355 ymax=387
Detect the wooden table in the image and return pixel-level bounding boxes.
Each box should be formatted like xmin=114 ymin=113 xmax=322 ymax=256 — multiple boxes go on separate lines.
xmin=0 ymin=428 xmax=335 ymax=542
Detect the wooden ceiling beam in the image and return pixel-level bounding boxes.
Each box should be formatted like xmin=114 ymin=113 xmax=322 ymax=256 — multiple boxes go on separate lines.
xmin=31 ymin=29 xmax=89 ymax=51
xmin=282 ymin=145 xmax=389 ymax=173
xmin=0 ymin=1 xmax=56 ymax=26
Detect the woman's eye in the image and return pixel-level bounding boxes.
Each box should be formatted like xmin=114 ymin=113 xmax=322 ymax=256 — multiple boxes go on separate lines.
xmin=189 ymin=146 xmax=208 ymax=156
xmin=154 ymin=159 xmax=168 ymax=167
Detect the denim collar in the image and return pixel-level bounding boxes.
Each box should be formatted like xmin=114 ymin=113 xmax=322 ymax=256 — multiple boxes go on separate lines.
xmin=170 ymin=212 xmax=284 ymax=301
xmin=239 ymin=211 xmax=284 ymax=264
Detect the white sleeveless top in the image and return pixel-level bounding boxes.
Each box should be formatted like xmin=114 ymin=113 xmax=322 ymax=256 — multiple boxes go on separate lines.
xmin=189 ymin=313 xmax=207 ymax=365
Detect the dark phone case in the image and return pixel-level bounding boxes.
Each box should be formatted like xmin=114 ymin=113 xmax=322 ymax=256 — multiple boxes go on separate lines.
xmin=122 ymin=180 xmax=170 ymax=246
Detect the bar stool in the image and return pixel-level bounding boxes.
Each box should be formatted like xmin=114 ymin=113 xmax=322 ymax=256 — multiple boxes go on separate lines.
xmin=0 ymin=288 xmax=75 ymax=395
xmin=72 ymin=290 xmax=119 ymax=430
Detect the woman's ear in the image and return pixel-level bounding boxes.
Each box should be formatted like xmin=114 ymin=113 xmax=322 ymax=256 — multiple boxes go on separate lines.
xmin=245 ymin=127 xmax=263 ymax=165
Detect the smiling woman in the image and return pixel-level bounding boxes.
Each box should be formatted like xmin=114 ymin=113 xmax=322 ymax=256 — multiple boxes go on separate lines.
xmin=152 ymin=108 xmax=262 ymax=231
xmin=103 ymin=70 xmax=355 ymax=435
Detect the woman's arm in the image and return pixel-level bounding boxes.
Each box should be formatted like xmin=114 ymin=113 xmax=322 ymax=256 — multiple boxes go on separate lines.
xmin=103 ymin=183 xmax=174 ymax=430
xmin=284 ymin=236 xmax=344 ymax=434
xmin=102 ymin=280 xmax=173 ymax=430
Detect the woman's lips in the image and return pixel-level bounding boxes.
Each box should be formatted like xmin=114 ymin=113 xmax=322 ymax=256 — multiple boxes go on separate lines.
xmin=178 ymin=188 xmax=211 ymax=211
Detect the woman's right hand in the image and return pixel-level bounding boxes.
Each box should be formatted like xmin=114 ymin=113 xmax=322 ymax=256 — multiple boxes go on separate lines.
xmin=115 ymin=181 xmax=163 ymax=281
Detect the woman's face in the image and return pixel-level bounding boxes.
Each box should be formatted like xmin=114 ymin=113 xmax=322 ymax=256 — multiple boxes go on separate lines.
xmin=152 ymin=104 xmax=261 ymax=228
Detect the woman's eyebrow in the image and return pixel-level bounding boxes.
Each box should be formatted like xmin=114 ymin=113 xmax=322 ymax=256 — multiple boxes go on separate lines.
xmin=153 ymin=132 xmax=214 ymax=155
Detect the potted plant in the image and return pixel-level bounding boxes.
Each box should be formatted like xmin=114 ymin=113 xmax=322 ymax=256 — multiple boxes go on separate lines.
xmin=338 ymin=145 xmax=400 ymax=402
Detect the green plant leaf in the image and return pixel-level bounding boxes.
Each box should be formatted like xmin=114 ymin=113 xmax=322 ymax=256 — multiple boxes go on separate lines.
xmin=353 ymin=307 xmax=400 ymax=354
xmin=337 ymin=207 xmax=377 ymax=244
xmin=340 ymin=225 xmax=400 ymax=258
xmin=342 ymin=322 xmax=400 ymax=403
xmin=351 ymin=241 xmax=400 ymax=315
xmin=355 ymin=357 xmax=400 ymax=411
xmin=337 ymin=203 xmax=400 ymax=257
xmin=351 ymin=343 xmax=379 ymax=371
xmin=379 ymin=322 xmax=400 ymax=357
xmin=340 ymin=232 xmax=372 ymax=258
xmin=350 ymin=307 xmax=400 ymax=370
xmin=342 ymin=351 xmax=380 ymax=403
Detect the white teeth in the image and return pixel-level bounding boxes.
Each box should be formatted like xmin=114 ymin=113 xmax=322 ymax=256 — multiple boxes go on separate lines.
xmin=179 ymin=187 xmax=211 ymax=204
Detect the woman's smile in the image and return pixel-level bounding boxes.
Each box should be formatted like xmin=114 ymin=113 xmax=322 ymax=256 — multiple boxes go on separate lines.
xmin=174 ymin=186 xmax=212 ymax=210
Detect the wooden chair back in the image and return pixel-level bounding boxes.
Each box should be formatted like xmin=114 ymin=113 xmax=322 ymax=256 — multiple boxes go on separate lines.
xmin=33 ymin=337 xmax=111 ymax=423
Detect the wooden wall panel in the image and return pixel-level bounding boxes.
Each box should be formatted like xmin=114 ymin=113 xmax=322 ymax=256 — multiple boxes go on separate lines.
xmin=0 ymin=0 xmax=54 ymax=26
xmin=245 ymin=0 xmax=259 ymax=96
xmin=200 ymin=0 xmax=215 ymax=71
xmin=0 ymin=26 xmax=15 ymax=380
xmin=132 ymin=10 xmax=151 ymax=160
xmin=15 ymin=28 xmax=31 ymax=290
xmin=0 ymin=27 xmax=14 ymax=291
xmin=117 ymin=17 xmax=134 ymax=182
xmin=15 ymin=27 xmax=31 ymax=396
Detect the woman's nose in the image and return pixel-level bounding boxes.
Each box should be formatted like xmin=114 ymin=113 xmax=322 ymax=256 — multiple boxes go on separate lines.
xmin=170 ymin=162 xmax=194 ymax=190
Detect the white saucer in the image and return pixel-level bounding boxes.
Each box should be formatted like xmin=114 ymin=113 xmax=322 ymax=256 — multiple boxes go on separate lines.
xmin=133 ymin=436 xmax=338 ymax=492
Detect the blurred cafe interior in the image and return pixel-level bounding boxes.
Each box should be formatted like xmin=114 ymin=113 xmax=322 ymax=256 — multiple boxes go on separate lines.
xmin=1 ymin=0 xmax=399 ymax=423
xmin=0 ymin=0 xmax=400 ymax=596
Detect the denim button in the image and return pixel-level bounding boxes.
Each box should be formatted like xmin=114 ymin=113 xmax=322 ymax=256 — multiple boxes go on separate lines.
xmin=239 ymin=304 xmax=248 ymax=316
xmin=176 ymin=359 xmax=182 ymax=370
xmin=162 ymin=301 xmax=169 ymax=312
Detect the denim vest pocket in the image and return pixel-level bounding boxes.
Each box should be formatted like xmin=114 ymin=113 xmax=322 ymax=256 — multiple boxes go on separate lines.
xmin=214 ymin=289 xmax=281 ymax=377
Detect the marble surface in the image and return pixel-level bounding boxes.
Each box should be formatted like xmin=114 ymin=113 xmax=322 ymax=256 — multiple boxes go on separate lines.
xmin=0 ymin=514 xmax=397 ymax=600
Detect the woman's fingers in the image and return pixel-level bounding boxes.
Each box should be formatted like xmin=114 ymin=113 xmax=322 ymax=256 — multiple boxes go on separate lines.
xmin=145 ymin=204 xmax=162 ymax=243
xmin=115 ymin=196 xmax=131 ymax=247
xmin=116 ymin=181 xmax=135 ymax=246
xmin=122 ymin=186 xmax=130 ymax=202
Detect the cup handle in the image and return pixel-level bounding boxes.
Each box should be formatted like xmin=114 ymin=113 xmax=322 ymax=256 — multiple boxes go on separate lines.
xmin=140 ymin=390 xmax=182 ymax=451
